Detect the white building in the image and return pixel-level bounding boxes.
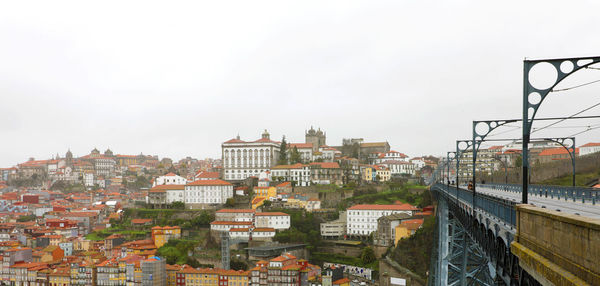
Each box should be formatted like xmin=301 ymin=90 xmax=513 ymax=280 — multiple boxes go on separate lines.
xmin=346 ymin=204 xmax=418 ymax=236
xmin=153 ymin=172 xmax=188 ymax=186
xmin=215 ymin=209 xmax=256 ymax=222
xmin=288 ymin=143 xmax=314 ymax=163
xmin=184 ymin=179 xmax=234 ymax=205
xmin=94 ymin=157 xmax=116 ymax=177
xmin=270 ymin=163 xmax=311 ymax=186
xmin=306 ymin=198 xmax=321 ymax=212
xmin=210 ymin=221 xmax=253 ymax=232
xmin=580 ymin=142 xmax=600 ymax=156
xmin=370 ymin=150 xmax=408 ymax=164
xmin=229 ymin=227 xmax=276 ymax=241
xmin=320 ymin=212 xmax=346 ymax=238
xmin=255 ymin=212 xmax=291 ymax=230
xmin=314 ymin=146 xmax=339 ymax=162
xmin=380 ymin=160 xmax=415 ymax=176
xmin=222 ymin=130 xmax=280 ymax=181
xmin=409 ymin=158 xmax=426 ymax=170
xmin=164 ymin=185 xmax=185 ymax=204
xmin=83 ymin=172 xmax=94 ymax=187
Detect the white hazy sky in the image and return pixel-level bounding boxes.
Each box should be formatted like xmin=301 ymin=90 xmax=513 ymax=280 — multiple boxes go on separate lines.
xmin=2 ymin=1 xmax=600 ymax=166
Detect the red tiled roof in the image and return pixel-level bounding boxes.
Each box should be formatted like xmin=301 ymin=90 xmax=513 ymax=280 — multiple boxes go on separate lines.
xmin=224 ymin=138 xmax=246 ymax=144
xmin=276 ymin=182 xmax=291 ymax=188
xmin=195 ymin=171 xmax=220 ymax=178
xmin=252 ymin=228 xmax=275 ymax=232
xmin=164 ymin=172 xmax=177 ymax=176
xmin=149 ymin=184 xmax=185 ymax=191
xmin=348 ymin=204 xmax=418 ymax=211
xmin=538 ymin=147 xmax=579 ymax=156
xmin=333 ymin=278 xmax=351 ymax=285
xmin=255 ymin=212 xmax=289 ymax=216
xmin=187 ymin=179 xmax=231 ymax=186
xmin=309 ymin=162 xmax=340 ymax=169
xmin=253 ymin=138 xmax=280 ymax=144
xmin=288 ymin=143 xmax=313 ymax=149
xmin=581 ymin=142 xmax=600 ymax=147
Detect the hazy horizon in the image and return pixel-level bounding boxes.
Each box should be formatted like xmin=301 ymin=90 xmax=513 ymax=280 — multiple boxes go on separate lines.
xmin=3 ymin=1 xmax=600 ymax=167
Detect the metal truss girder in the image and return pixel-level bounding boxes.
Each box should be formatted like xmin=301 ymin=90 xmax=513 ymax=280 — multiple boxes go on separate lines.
xmin=434 ymin=196 xmax=498 ymax=286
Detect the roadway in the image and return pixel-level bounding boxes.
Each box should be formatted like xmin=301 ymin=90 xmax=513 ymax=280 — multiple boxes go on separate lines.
xmin=475 ymin=185 xmax=600 ymax=219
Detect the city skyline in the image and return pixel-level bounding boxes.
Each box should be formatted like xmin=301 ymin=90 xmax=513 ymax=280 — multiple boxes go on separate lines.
xmin=2 ymin=1 xmax=600 ymax=166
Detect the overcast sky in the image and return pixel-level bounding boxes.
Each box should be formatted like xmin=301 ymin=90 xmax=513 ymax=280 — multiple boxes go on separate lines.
xmin=2 ymin=1 xmax=600 ymax=166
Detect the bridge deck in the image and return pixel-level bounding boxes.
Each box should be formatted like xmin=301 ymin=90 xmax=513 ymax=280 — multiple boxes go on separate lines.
xmin=476 ymin=185 xmax=600 ymax=219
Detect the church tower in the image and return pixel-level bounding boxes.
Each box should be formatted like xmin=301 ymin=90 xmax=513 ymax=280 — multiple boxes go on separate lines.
xmin=305 ymin=126 xmax=326 ymax=152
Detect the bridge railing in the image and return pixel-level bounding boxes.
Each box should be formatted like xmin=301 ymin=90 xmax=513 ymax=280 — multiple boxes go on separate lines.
xmin=433 ymin=183 xmax=517 ymax=227
xmin=479 ymin=183 xmax=599 ymax=204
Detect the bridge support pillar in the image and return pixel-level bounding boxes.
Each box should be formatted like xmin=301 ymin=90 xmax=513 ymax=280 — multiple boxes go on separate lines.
xmin=432 ymin=194 xmax=495 ymax=285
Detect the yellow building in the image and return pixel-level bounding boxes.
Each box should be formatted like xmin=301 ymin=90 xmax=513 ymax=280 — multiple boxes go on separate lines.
xmin=73 ymin=238 xmax=92 ymax=252
xmin=251 ymin=197 xmax=266 ymax=210
xmin=394 ymin=219 xmax=424 ymax=245
xmin=374 ymin=166 xmax=391 ymax=182
xmin=361 ymin=166 xmax=374 ymax=182
xmin=166 ymin=264 xmax=182 ymax=286
xmin=180 ymin=267 xmax=249 ymax=286
xmin=48 ymin=267 xmax=71 ymax=286
xmin=253 ymin=186 xmax=277 ymax=199
xmin=151 ymin=226 xmax=181 ymax=248
xmin=285 ymin=196 xmax=307 ymax=209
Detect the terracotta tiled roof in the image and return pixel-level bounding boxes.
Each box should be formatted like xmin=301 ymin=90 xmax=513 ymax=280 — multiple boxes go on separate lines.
xmin=309 ymin=162 xmax=340 ymax=169
xmin=288 ymin=143 xmax=313 ymax=149
xmin=538 ymin=147 xmax=579 ymax=156
xmin=581 ymin=142 xmax=600 ymax=147
xmin=252 ymin=228 xmax=275 ymax=232
xmin=272 ymin=163 xmax=306 ymax=169
xmin=149 ymin=184 xmax=185 ymax=191
xmin=276 ymin=182 xmax=291 ymax=187
xmin=255 ymin=212 xmax=289 ymax=216
xmin=333 ymin=278 xmax=351 ymax=285
xmin=187 ymin=179 xmax=231 ymax=186
xmin=224 ymin=138 xmax=246 ymax=143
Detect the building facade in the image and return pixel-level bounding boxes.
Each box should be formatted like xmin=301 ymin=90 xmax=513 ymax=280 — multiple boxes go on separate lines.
xmin=222 ymin=130 xmax=280 ymax=181
xmin=346 ymin=204 xmax=418 ymax=236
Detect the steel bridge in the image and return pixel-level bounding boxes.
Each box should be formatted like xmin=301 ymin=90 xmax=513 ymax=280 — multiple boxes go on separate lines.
xmin=428 ymin=55 xmax=600 ymax=285
xmin=428 ymin=182 xmax=600 ymax=285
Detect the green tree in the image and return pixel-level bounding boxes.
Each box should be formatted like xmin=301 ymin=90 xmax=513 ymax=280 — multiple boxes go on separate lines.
xmin=171 ymin=201 xmax=185 ymax=210
xmin=278 ymin=136 xmax=288 ymax=165
xmin=262 ymin=200 xmax=272 ymax=208
xmin=191 ymin=211 xmax=213 ymax=227
xmin=361 ymin=246 xmax=376 ymax=264
xmin=290 ymin=146 xmax=301 ymax=164
xmin=17 ymin=214 xmax=37 ymax=222
xmin=225 ymin=198 xmax=236 ymax=207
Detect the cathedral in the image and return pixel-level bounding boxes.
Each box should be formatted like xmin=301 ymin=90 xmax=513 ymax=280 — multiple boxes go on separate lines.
xmin=305 ymin=126 xmax=326 ymax=152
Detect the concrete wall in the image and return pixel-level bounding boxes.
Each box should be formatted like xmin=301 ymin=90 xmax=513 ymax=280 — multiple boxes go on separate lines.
xmin=511 ymin=204 xmax=600 ymax=285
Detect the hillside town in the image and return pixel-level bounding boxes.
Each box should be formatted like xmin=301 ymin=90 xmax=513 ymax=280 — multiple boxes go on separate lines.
xmin=0 ymin=128 xmax=599 ymax=286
